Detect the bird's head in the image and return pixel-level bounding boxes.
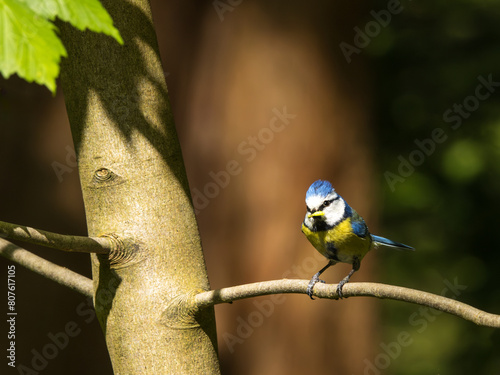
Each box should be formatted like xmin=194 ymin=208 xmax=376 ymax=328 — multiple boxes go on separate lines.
xmin=304 ymin=180 xmax=346 ymax=228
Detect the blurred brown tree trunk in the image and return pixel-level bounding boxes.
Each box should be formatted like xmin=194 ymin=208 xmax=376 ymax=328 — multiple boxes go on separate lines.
xmin=157 ymin=1 xmax=379 ymax=374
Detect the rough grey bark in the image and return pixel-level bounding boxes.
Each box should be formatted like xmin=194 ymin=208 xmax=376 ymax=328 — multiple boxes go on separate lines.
xmin=58 ymin=0 xmax=220 ymax=373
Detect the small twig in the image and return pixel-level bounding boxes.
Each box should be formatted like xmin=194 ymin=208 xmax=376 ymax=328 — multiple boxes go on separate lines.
xmin=0 ymin=220 xmax=113 ymax=254
xmin=194 ymin=279 xmax=500 ymax=328
xmin=0 ymin=238 xmax=93 ymax=297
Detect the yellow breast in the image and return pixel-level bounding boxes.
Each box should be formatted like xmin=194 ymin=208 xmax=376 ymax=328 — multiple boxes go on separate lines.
xmin=301 ymin=218 xmax=372 ymax=264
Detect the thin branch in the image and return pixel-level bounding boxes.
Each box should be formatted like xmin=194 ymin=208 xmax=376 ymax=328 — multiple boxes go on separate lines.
xmin=194 ymin=279 xmax=500 ymax=328
xmin=0 ymin=220 xmax=113 ymax=254
xmin=0 ymin=238 xmax=93 ymax=297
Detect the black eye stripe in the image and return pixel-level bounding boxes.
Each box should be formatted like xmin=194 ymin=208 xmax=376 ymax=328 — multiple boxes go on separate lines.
xmin=319 ymin=198 xmax=334 ymax=211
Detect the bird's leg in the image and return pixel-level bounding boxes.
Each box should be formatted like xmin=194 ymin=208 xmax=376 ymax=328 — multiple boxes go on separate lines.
xmin=336 ymin=256 xmax=360 ymax=299
xmin=306 ymin=260 xmax=334 ymax=300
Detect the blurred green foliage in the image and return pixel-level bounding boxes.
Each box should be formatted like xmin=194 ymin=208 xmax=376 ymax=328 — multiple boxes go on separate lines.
xmin=368 ymin=0 xmax=500 ymax=374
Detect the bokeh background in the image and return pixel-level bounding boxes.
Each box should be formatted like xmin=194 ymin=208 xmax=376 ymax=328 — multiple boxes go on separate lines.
xmin=1 ymin=1 xmax=500 ymax=374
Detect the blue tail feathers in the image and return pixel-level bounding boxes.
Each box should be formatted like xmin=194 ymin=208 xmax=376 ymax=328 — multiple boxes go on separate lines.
xmin=371 ymin=235 xmax=414 ymax=251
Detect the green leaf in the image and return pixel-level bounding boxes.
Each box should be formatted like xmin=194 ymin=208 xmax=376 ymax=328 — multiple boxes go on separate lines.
xmin=0 ymin=0 xmax=123 ymax=94
xmin=19 ymin=0 xmax=123 ymax=45
xmin=0 ymin=0 xmax=67 ymax=93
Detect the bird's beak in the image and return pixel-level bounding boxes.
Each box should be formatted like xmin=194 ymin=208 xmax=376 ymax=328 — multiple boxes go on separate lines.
xmin=307 ymin=211 xmax=325 ymax=218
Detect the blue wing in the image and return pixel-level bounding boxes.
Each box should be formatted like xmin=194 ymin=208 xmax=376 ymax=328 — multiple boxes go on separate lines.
xmin=371 ymin=235 xmax=414 ymax=251
xmin=350 ymin=209 xmax=368 ymax=238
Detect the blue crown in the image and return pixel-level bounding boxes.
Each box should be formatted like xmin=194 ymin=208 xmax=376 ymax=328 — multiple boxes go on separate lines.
xmin=306 ymin=180 xmax=334 ymax=199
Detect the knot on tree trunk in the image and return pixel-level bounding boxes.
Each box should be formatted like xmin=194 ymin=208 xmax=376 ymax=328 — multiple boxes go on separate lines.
xmin=100 ymin=233 xmax=141 ymax=268
xmin=161 ymin=291 xmax=210 ymax=329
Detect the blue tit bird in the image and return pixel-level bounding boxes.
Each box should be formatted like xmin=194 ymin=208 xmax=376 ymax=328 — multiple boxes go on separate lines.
xmin=301 ymin=180 xmax=414 ymax=299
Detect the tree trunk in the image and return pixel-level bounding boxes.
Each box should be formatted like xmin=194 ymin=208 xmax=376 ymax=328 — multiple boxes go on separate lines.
xmin=58 ymin=0 xmax=220 ymax=373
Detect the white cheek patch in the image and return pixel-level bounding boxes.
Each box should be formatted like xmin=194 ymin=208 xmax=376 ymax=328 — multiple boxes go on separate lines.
xmin=323 ymin=198 xmax=346 ymax=226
